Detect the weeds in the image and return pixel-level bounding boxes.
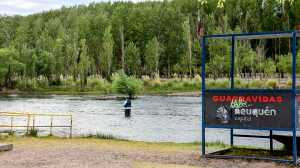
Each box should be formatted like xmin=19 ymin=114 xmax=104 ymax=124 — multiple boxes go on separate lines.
xmin=27 ymin=128 xmax=38 ymax=137
xmin=82 ymin=132 xmax=125 ymax=140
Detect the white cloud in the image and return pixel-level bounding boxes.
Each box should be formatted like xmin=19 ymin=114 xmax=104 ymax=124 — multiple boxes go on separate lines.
xmin=0 ymin=0 xmax=144 ymax=16
xmin=0 ymin=0 xmax=65 ymax=15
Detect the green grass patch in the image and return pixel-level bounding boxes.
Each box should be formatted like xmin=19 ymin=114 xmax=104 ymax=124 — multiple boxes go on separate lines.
xmin=26 ymin=128 xmax=38 ymax=137
xmin=81 ymin=133 xmax=126 ymax=141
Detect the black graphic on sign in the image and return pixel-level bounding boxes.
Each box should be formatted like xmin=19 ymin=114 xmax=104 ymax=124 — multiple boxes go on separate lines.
xmin=205 ymin=90 xmax=292 ymax=129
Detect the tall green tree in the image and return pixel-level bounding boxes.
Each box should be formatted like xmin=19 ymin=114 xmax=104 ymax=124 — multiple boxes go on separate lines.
xmin=53 ymin=38 xmax=65 ymax=83
xmin=125 ymin=42 xmax=141 ymax=76
xmin=181 ymin=17 xmax=193 ymax=77
xmin=144 ymin=37 xmax=161 ymax=77
xmin=36 ymin=50 xmax=55 ymax=83
xmin=0 ymin=48 xmax=24 ymax=88
xmin=100 ymin=25 xmax=114 ymax=79
xmin=78 ymin=39 xmax=90 ymax=88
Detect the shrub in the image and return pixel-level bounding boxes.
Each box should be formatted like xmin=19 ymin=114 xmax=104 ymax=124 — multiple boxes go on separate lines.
xmin=234 ymin=78 xmax=249 ymax=88
xmin=27 ymin=128 xmax=38 ymax=137
xmin=206 ymin=80 xmax=216 ymax=88
xmin=249 ymin=80 xmax=265 ymax=88
xmin=112 ymin=71 xmax=143 ymax=97
xmin=142 ymin=75 xmax=151 ymax=87
xmin=265 ymin=79 xmax=278 ymax=89
xmin=87 ymin=76 xmax=111 ymax=93
xmin=286 ymin=78 xmax=292 ymax=88
xmin=207 ymin=79 xmax=229 ymax=89
xmin=16 ymin=77 xmax=37 ymax=90
xmin=149 ymin=78 xmax=162 ymax=87
xmin=36 ymin=76 xmax=49 ymax=88
xmin=84 ymin=132 xmax=125 ymax=140
xmin=194 ymin=74 xmax=201 ymax=82
xmin=215 ymin=79 xmax=230 ymax=88
xmin=61 ymin=76 xmax=76 ymax=88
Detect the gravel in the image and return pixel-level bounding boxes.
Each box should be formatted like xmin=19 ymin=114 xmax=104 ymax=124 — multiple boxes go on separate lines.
xmin=0 ymin=139 xmax=290 ymax=168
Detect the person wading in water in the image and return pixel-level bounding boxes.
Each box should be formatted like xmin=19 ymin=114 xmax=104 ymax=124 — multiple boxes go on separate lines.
xmin=123 ymin=95 xmax=132 ymax=118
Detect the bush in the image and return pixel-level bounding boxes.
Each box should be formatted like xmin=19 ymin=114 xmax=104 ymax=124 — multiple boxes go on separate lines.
xmin=234 ymin=78 xmax=249 ymax=88
xmin=112 ymin=71 xmax=143 ymax=97
xmin=215 ymin=79 xmax=230 ymax=88
xmin=27 ymin=128 xmax=38 ymax=137
xmin=265 ymin=79 xmax=278 ymax=89
xmin=61 ymin=76 xmax=76 ymax=88
xmin=83 ymin=132 xmax=125 ymax=140
xmin=249 ymin=80 xmax=265 ymax=88
xmin=87 ymin=76 xmax=111 ymax=93
xmin=207 ymin=79 xmax=230 ymax=89
xmin=16 ymin=77 xmax=37 ymax=90
xmin=206 ymin=80 xmax=216 ymax=88
xmin=148 ymin=77 xmax=162 ymax=87
xmin=194 ymin=74 xmax=201 ymax=82
xmin=286 ymin=78 xmax=292 ymax=88
xmin=36 ymin=76 xmax=49 ymax=88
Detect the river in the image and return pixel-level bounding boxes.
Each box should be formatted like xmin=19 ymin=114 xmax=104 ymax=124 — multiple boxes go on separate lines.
xmin=0 ymin=95 xmax=285 ymax=148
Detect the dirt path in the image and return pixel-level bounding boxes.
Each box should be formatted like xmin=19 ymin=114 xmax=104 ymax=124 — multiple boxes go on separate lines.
xmin=0 ymin=137 xmax=290 ymax=168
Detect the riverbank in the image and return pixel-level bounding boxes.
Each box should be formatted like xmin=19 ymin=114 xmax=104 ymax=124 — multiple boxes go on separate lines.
xmin=0 ymin=77 xmax=295 ymax=97
xmin=0 ymin=89 xmax=201 ymax=98
xmin=0 ymin=136 xmax=288 ymax=168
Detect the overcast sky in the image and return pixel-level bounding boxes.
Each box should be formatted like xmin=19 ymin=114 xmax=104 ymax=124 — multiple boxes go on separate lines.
xmin=0 ymin=0 xmax=141 ymax=16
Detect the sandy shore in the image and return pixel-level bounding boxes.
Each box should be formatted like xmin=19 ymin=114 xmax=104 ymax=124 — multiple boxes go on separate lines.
xmin=0 ymin=137 xmax=289 ymax=168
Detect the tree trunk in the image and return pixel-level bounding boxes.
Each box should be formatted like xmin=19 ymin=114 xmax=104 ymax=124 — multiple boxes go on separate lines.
xmin=120 ymin=25 xmax=125 ymax=72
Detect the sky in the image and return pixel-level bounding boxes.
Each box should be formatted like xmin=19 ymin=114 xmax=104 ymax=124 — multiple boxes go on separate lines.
xmin=0 ymin=0 xmax=141 ymax=16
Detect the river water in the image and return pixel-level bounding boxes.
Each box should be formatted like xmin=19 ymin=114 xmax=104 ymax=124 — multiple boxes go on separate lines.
xmin=0 ymin=95 xmax=286 ymax=148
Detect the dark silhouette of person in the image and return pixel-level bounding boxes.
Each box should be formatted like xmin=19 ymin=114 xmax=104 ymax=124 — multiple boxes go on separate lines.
xmin=123 ymin=96 xmax=132 ymax=118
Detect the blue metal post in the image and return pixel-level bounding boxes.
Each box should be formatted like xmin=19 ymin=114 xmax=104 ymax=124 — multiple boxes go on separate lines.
xmin=292 ymin=31 xmax=298 ymax=165
xmin=201 ymin=37 xmax=207 ymax=156
xmin=230 ymin=36 xmax=235 ymax=146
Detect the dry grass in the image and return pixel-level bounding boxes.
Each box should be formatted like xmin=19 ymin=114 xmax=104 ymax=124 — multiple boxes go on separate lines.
xmin=0 ymin=136 xmax=203 ymax=154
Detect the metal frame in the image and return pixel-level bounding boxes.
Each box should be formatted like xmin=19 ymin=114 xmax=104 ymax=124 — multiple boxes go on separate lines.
xmin=0 ymin=112 xmax=73 ymax=138
xmin=201 ymin=30 xmax=299 ymax=164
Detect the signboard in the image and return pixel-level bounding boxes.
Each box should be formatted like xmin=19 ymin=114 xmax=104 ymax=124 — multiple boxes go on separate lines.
xmin=205 ymin=90 xmax=292 ymax=129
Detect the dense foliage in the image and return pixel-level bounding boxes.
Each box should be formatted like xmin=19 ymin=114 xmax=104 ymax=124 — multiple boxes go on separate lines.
xmin=112 ymin=71 xmax=142 ymax=97
xmin=0 ymin=0 xmax=300 ymax=90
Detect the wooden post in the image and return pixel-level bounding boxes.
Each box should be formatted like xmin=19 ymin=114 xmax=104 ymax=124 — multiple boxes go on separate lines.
xmin=70 ymin=115 xmax=73 ymax=138
xmin=32 ymin=115 xmax=35 ymax=131
xmin=26 ymin=114 xmax=30 ymax=134
xmin=10 ymin=116 xmax=13 ymax=135
xmin=50 ymin=116 xmax=53 ymax=136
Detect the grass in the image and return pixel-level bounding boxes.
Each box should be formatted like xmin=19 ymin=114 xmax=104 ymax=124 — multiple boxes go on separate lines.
xmin=26 ymin=128 xmax=38 ymax=137
xmin=81 ymin=132 xmax=126 ymax=140
xmin=0 ymin=135 xmax=229 ymax=153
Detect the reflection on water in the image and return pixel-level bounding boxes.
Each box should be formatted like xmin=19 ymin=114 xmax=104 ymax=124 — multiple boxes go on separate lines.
xmin=0 ymin=95 xmax=285 ymax=148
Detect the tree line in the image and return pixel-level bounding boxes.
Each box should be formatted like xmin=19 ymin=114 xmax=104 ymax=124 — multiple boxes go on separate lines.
xmin=0 ymin=0 xmax=300 ymax=88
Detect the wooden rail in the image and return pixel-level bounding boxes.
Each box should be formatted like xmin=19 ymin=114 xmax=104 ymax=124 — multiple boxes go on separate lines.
xmin=0 ymin=112 xmax=73 ymax=138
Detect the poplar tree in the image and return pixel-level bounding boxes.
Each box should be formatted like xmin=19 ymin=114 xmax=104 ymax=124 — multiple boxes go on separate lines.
xmin=125 ymin=42 xmax=140 ymax=76
xmin=101 ymin=25 xmax=114 ymax=79
xmin=145 ymin=37 xmax=161 ymax=77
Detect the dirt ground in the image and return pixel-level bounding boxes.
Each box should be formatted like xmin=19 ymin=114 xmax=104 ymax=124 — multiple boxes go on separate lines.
xmin=0 ymin=137 xmax=292 ymax=168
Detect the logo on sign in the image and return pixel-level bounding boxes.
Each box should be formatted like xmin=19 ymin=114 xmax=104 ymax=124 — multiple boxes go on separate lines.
xmin=214 ymin=96 xmax=281 ymax=123
xmin=216 ymin=106 xmax=230 ymax=123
